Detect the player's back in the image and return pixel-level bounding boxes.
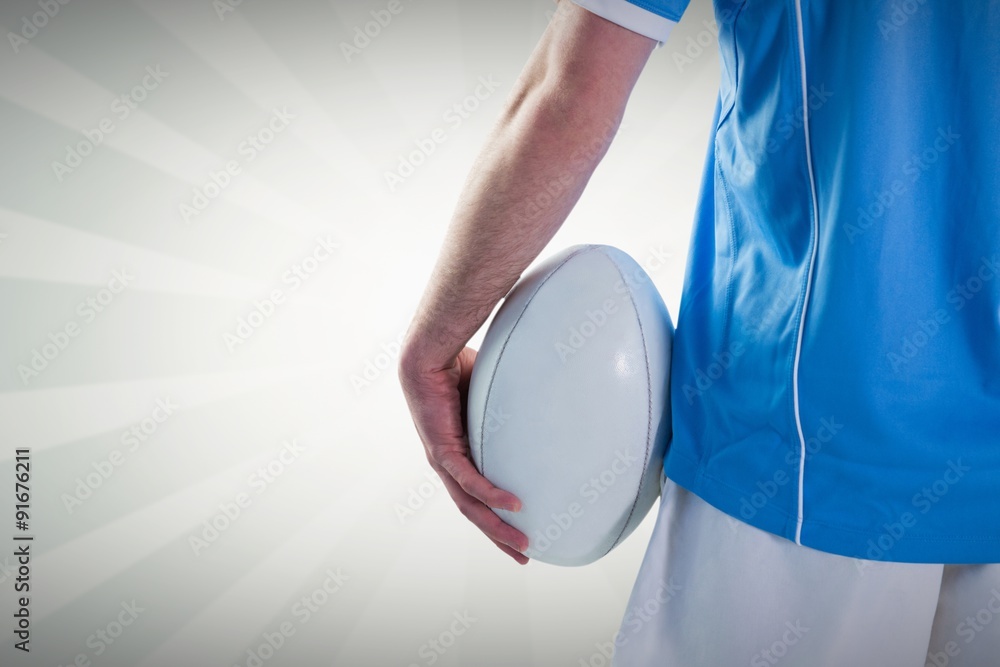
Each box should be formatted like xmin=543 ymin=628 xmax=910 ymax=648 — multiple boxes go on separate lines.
xmin=665 ymin=0 xmax=1000 ymax=563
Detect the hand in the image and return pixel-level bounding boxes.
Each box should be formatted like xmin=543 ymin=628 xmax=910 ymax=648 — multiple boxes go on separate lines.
xmin=399 ymin=345 xmax=529 ymax=564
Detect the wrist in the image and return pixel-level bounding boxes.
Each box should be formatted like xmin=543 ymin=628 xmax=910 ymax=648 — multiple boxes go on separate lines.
xmin=398 ymin=328 xmax=456 ymax=382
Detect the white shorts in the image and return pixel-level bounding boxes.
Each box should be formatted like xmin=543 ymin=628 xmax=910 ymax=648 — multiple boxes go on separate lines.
xmin=611 ymin=474 xmax=1000 ymax=667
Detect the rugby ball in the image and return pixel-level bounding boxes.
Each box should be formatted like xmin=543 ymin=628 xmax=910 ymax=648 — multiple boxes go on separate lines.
xmin=467 ymin=244 xmax=673 ymax=566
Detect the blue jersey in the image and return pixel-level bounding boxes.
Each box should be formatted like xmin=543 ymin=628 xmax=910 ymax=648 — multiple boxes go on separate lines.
xmin=572 ymin=0 xmax=1000 ymax=563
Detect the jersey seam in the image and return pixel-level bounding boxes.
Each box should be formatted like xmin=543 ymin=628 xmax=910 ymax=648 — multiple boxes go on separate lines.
xmin=715 ymin=0 xmax=749 ymax=129
xmin=791 ymin=0 xmax=822 ymax=547
xmin=715 ymin=145 xmax=739 ymax=343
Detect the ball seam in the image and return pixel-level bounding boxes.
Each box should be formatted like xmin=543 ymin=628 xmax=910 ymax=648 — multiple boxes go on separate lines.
xmin=479 ymin=244 xmax=599 ymax=476
xmin=596 ymin=247 xmax=654 ymax=556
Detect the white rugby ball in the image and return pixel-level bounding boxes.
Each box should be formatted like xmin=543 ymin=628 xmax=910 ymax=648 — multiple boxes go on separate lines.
xmin=467 ymin=244 xmax=673 ymax=566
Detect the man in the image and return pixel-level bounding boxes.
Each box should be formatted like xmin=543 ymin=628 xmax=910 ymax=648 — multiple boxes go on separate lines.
xmin=399 ymin=0 xmax=1000 ymax=664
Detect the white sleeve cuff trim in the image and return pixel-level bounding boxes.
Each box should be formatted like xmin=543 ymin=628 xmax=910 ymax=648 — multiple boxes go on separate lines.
xmin=569 ymin=0 xmax=678 ymax=45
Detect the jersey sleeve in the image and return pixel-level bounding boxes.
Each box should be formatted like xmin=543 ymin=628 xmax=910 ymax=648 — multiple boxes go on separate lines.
xmin=568 ymin=0 xmax=689 ymax=44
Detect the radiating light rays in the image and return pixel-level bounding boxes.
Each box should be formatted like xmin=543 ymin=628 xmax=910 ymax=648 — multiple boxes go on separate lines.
xmin=0 ymin=207 xmax=273 ymax=296
xmin=0 ymin=0 xmax=717 ymax=663
xmin=0 ymin=446 xmax=362 ymax=665
xmin=0 ymin=365 xmax=326 ymax=454
xmin=131 ymin=0 xmax=392 ymax=224
xmin=132 ymin=465 xmax=387 ymax=667
xmin=0 ymin=102 xmax=317 ymax=282
xmin=326 ymin=487 xmax=478 ymax=665
xmin=0 ymin=40 xmax=331 ymax=237
xmin=0 ymin=449 xmax=290 ymax=629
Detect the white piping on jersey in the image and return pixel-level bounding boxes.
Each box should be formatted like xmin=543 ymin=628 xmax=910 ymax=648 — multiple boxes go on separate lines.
xmin=792 ymin=0 xmax=821 ymax=546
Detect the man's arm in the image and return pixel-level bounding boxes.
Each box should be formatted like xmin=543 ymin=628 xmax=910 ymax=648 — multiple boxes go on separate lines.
xmin=399 ymin=0 xmax=657 ymax=564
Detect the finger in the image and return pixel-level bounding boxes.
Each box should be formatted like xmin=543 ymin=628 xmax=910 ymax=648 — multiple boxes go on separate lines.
xmin=436 ymin=449 xmax=522 ymax=511
xmin=490 ymin=537 xmax=530 ymax=565
xmin=456 ymin=347 xmax=477 ymax=427
xmin=443 ymin=480 xmax=528 ymax=553
xmin=456 ymin=346 xmax=477 ymax=395
xmin=435 ymin=465 xmax=529 ymax=553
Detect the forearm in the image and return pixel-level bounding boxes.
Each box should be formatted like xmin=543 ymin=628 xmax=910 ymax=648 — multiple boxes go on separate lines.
xmin=399 ymin=1 xmax=655 ymax=375
xmin=401 ymin=91 xmax=619 ymax=372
